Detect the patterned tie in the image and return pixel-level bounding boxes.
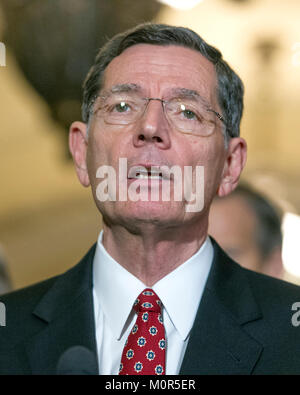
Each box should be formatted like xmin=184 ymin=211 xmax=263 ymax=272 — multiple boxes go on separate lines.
xmin=119 ymin=288 xmax=166 ymax=375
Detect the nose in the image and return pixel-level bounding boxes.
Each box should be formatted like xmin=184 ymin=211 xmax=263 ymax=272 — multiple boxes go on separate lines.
xmin=132 ymin=99 xmax=171 ymax=149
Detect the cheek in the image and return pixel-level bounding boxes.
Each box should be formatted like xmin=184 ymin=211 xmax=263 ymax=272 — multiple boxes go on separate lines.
xmin=188 ymin=136 xmax=225 ymax=169
xmin=86 ymin=129 xmax=132 ymax=192
xmin=87 ymin=130 xmax=117 ymax=167
xmin=189 ymin=137 xmax=226 ymax=197
xmin=85 ymin=132 xmax=111 ymax=189
xmin=206 ymin=136 xmax=226 ymax=173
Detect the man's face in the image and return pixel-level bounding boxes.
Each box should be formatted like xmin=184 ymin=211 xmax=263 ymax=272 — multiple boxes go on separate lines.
xmin=70 ymin=44 xmax=246 ymax=231
xmin=208 ymin=195 xmax=262 ymax=271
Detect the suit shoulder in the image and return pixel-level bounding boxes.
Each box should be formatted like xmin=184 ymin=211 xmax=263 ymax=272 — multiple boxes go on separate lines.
xmin=243 ymin=266 xmax=300 ymax=294
xmin=0 ymin=274 xmax=62 ymax=351
xmin=0 ymin=275 xmax=59 ymax=316
xmin=241 ymin=267 xmax=300 ymax=310
xmin=211 ymin=238 xmax=300 ymax=301
xmin=213 ymin=239 xmax=300 ymax=298
xmin=0 ymin=243 xmax=96 ymax=311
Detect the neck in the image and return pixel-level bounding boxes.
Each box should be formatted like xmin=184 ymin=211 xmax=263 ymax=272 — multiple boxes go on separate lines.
xmin=101 ymin=220 xmax=208 ymax=286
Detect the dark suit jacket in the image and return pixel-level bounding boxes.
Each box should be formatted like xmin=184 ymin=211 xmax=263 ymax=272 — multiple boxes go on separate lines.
xmin=1 ymin=239 xmax=300 ymax=375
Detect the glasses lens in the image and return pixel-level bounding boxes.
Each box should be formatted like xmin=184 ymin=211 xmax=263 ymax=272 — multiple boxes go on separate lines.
xmin=165 ymin=99 xmax=216 ymax=136
xmin=95 ymin=94 xmax=145 ymax=125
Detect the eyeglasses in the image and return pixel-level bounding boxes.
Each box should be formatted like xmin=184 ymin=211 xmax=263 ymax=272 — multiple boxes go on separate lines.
xmin=90 ymin=93 xmax=227 ymax=137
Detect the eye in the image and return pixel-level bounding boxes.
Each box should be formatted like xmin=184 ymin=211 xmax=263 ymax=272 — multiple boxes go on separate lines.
xmin=114 ymin=101 xmax=131 ymax=113
xmin=182 ymin=108 xmax=196 ymax=120
xmin=179 ymin=104 xmax=199 ymax=121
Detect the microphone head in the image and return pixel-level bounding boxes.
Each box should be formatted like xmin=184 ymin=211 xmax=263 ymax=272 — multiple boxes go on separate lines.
xmin=56 ymin=346 xmax=98 ymax=375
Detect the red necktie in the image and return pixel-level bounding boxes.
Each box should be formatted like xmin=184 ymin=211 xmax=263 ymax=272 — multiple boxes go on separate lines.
xmin=119 ymin=288 xmax=166 ymax=375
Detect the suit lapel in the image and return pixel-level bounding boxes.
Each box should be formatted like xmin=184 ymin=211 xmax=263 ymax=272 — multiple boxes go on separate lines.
xmin=24 ymin=245 xmax=98 ymax=374
xmin=180 ymin=239 xmax=263 ymax=374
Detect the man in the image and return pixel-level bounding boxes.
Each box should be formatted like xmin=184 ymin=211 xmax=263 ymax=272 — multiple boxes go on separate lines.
xmin=209 ymin=183 xmax=284 ymax=279
xmin=0 ymin=23 xmax=300 ymax=375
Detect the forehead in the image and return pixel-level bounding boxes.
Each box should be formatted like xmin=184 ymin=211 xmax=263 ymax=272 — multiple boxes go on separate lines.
xmin=102 ymin=44 xmax=218 ymax=102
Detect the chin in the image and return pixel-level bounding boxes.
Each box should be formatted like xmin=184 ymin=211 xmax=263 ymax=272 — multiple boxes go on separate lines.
xmin=105 ymin=200 xmax=187 ymax=227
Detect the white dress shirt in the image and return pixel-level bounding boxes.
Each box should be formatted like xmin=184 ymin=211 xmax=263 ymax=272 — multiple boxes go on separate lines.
xmin=92 ymin=231 xmax=213 ymax=375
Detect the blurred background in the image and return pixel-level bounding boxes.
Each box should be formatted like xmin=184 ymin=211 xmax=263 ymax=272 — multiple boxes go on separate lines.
xmin=0 ymin=0 xmax=299 ymax=292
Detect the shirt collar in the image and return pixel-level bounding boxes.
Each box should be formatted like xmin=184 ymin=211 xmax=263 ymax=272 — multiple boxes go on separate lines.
xmin=93 ymin=231 xmax=146 ymax=340
xmin=153 ymin=237 xmax=213 ymax=340
xmin=93 ymin=231 xmax=213 ymax=341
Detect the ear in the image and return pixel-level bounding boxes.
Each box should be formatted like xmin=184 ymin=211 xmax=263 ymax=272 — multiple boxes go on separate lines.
xmin=217 ymin=137 xmax=247 ymax=197
xmin=69 ymin=121 xmax=90 ymax=187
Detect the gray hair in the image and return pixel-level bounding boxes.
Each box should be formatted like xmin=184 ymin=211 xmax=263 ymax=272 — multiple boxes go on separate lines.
xmin=82 ymin=22 xmax=244 ymax=143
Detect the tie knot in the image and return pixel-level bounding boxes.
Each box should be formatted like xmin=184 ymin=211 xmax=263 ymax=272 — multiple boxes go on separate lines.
xmin=134 ymin=288 xmax=162 ymax=313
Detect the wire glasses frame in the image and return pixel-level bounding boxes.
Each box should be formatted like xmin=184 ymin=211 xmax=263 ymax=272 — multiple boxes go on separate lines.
xmin=89 ymin=93 xmax=228 ymax=137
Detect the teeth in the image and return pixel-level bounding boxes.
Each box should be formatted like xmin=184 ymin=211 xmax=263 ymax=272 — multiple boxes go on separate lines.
xmin=135 ymin=173 xmax=162 ymax=179
xmin=128 ymin=166 xmax=164 ymax=179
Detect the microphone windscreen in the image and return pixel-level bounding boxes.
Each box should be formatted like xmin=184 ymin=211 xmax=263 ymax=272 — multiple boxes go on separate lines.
xmin=56 ymin=346 xmax=98 ymax=375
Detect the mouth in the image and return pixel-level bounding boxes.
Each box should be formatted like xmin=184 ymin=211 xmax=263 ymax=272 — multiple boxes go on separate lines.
xmin=128 ymin=165 xmax=169 ymax=181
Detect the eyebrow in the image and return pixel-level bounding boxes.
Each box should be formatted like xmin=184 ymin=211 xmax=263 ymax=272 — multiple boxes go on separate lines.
xmin=98 ymin=85 xmax=212 ymax=108
xmin=169 ymin=88 xmax=212 ymax=108
xmin=100 ymin=83 xmax=142 ymax=98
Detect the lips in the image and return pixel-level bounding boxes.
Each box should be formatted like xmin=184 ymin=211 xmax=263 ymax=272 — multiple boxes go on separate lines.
xmin=128 ymin=165 xmax=171 ymax=180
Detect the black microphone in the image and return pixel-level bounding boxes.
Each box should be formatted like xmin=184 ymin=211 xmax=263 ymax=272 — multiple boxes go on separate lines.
xmin=56 ymin=346 xmax=98 ymax=375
